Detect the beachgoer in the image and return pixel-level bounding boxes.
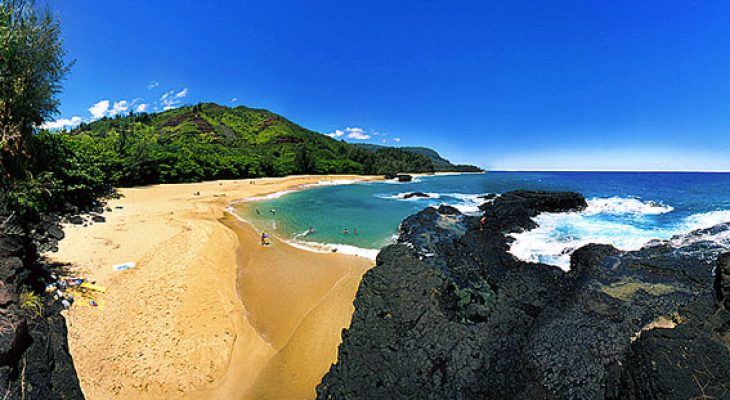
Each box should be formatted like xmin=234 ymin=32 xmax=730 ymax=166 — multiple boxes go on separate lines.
xmin=261 ymin=232 xmax=268 ymax=245
xmin=480 ymin=216 xmax=487 ymax=230
xmin=354 ymin=228 xmax=358 ymax=235
xmin=270 ymin=209 xmax=276 ymax=215
xmin=308 ymin=227 xmax=315 ymax=234
xmin=344 ymin=228 xmax=349 ymax=235
xmin=256 ymin=209 xmax=261 ymax=215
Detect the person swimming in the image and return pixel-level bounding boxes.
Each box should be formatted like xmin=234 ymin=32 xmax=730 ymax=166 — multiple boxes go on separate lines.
xmin=354 ymin=228 xmax=358 ymax=235
xmin=343 ymin=228 xmax=349 ymax=234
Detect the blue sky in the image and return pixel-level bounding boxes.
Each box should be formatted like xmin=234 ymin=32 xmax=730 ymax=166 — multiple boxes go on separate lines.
xmin=45 ymin=1 xmax=730 ymax=171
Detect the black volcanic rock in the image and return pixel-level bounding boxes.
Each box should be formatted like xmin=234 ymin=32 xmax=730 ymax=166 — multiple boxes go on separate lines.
xmin=317 ymin=190 xmax=730 ymax=400
xmin=397 ymin=174 xmax=413 ymax=182
xmin=0 ymin=203 xmax=84 ymax=399
xmin=403 ymin=192 xmax=430 ymax=199
xmin=715 ymin=252 xmax=730 ymax=309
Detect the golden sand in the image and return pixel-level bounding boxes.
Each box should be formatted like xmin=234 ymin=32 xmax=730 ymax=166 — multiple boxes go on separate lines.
xmin=48 ymin=175 xmax=379 ymax=399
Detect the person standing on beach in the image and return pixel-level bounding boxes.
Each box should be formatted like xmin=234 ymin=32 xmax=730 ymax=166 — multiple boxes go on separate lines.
xmin=261 ymin=232 xmax=269 ymax=245
xmin=480 ymin=216 xmax=487 ymax=230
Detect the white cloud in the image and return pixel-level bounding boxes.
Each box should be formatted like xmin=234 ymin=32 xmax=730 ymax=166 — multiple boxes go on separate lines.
xmin=88 ymin=100 xmax=110 ymax=119
xmin=327 ymin=129 xmax=345 ymax=138
xmin=382 ymin=139 xmax=387 ymax=143
xmin=135 ymin=103 xmax=148 ymax=113
xmin=345 ymin=127 xmax=370 ymax=140
xmin=393 ymin=137 xmax=401 ymax=143
xmin=327 ymin=126 xmax=375 ymax=140
xmin=109 ymin=100 xmax=129 ymax=116
xmin=147 ymin=81 xmax=159 ymax=90
xmin=231 ymin=97 xmax=238 ymax=103
xmin=160 ymin=87 xmax=188 ymax=110
xmin=41 ymin=116 xmax=83 ymax=130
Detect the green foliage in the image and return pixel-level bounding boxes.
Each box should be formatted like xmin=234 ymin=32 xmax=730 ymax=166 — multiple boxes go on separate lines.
xmin=6 ymin=171 xmax=58 ymax=217
xmin=27 ymin=103 xmax=478 ymax=194
xmin=0 ymin=0 xmax=70 ymax=178
xmin=19 ymin=289 xmax=44 ymax=318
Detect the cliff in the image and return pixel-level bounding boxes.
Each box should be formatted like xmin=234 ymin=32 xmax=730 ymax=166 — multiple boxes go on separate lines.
xmin=317 ymin=191 xmax=730 ymax=399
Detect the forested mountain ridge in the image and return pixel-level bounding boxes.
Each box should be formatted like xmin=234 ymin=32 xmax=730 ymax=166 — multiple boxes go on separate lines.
xmin=25 ymin=103 xmax=480 ymax=207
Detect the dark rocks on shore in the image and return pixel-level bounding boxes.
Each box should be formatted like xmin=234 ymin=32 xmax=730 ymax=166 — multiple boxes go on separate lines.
xmin=0 ymin=199 xmax=84 ymax=399
xmin=317 ymin=190 xmax=730 ymax=400
xmin=403 ymin=192 xmax=430 ymax=199
xmin=397 ymin=174 xmax=413 ymax=182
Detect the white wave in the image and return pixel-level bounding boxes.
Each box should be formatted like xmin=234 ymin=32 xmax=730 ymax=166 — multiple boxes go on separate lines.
xmin=678 ymin=210 xmax=730 ymax=232
xmin=301 ymin=179 xmax=361 ymax=188
xmin=242 ymin=190 xmax=297 ymax=202
xmin=584 ymin=197 xmax=674 ymax=216
xmin=509 ymin=205 xmax=730 ymax=271
xmin=509 ymin=213 xmax=662 ymax=271
xmin=284 ymin=239 xmax=380 ymax=260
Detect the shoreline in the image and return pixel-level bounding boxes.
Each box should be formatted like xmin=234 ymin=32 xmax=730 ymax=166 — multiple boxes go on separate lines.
xmin=48 ymin=175 xmax=381 ymax=399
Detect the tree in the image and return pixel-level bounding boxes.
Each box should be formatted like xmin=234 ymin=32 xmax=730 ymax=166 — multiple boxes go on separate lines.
xmin=295 ymin=145 xmax=315 ymax=174
xmin=0 ymin=0 xmax=70 ymax=178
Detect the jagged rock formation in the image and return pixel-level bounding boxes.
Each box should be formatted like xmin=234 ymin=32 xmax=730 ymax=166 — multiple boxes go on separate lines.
xmin=0 ymin=195 xmax=84 ymax=399
xmin=317 ymin=190 xmax=730 ymax=400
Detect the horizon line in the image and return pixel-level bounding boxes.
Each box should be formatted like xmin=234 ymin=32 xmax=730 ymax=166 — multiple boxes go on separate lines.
xmin=486 ymin=169 xmax=730 ymax=173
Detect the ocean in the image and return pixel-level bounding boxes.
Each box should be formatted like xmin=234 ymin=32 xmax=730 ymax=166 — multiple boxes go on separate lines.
xmin=237 ymin=172 xmax=730 ymax=269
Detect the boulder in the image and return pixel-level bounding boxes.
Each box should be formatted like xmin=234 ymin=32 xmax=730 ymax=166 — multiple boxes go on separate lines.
xmin=91 ymin=215 xmax=106 ymax=223
xmin=403 ymin=192 xmax=430 ymax=199
xmin=68 ymin=216 xmax=83 ymax=225
xmin=436 ymin=205 xmax=460 ymax=215
xmin=396 ymin=174 xmax=413 ymax=182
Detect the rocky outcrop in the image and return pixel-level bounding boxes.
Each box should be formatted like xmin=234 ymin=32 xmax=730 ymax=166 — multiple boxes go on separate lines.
xmin=715 ymin=252 xmax=730 ymax=309
xmin=397 ymin=174 xmax=413 ymax=182
xmin=317 ymin=190 xmax=730 ymax=400
xmin=0 ymin=200 xmax=84 ymax=399
xmin=403 ymin=192 xmax=430 ymax=199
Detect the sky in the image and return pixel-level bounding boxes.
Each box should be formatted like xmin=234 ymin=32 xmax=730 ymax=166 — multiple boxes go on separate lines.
xmin=43 ymin=0 xmax=730 ymax=171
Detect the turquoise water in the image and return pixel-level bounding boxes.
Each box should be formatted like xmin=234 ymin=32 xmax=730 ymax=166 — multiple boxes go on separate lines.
xmin=240 ymin=172 xmax=730 ymax=266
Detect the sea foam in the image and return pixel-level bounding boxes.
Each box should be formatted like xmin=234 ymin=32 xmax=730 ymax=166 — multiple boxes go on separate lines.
xmin=509 ymin=197 xmax=730 ymax=271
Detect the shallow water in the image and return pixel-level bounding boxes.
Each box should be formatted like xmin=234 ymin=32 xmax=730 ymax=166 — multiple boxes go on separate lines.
xmin=239 ymin=172 xmax=730 ymax=268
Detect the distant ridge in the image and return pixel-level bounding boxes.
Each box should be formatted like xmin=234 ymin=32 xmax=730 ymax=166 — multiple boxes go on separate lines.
xmin=355 ymin=144 xmax=458 ymax=169
xmin=44 ymin=103 xmax=480 ymax=188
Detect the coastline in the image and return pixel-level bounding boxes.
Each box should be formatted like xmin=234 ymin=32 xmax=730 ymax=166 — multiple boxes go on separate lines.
xmin=48 ymin=175 xmax=381 ymax=399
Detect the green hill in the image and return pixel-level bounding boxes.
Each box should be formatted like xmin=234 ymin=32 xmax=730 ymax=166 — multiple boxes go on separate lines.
xmin=355 ymin=144 xmax=475 ymax=170
xmin=28 ymin=103 xmax=479 ymax=203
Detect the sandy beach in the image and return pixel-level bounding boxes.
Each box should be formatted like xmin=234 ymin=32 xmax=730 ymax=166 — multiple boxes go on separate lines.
xmin=48 ymin=175 xmax=380 ymax=399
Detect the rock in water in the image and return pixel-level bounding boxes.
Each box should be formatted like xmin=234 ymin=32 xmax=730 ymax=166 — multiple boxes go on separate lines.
xmin=397 ymin=174 xmax=413 ymax=182
xmin=403 ymin=192 xmax=430 ymax=199
xmin=317 ymin=190 xmax=730 ymax=400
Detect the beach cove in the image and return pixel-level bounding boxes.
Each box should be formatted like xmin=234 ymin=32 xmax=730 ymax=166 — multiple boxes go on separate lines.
xmin=48 ymin=175 xmax=381 ymax=399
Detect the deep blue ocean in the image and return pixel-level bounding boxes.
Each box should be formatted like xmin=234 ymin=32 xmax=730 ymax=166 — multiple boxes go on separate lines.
xmin=239 ymin=172 xmax=730 ymax=269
